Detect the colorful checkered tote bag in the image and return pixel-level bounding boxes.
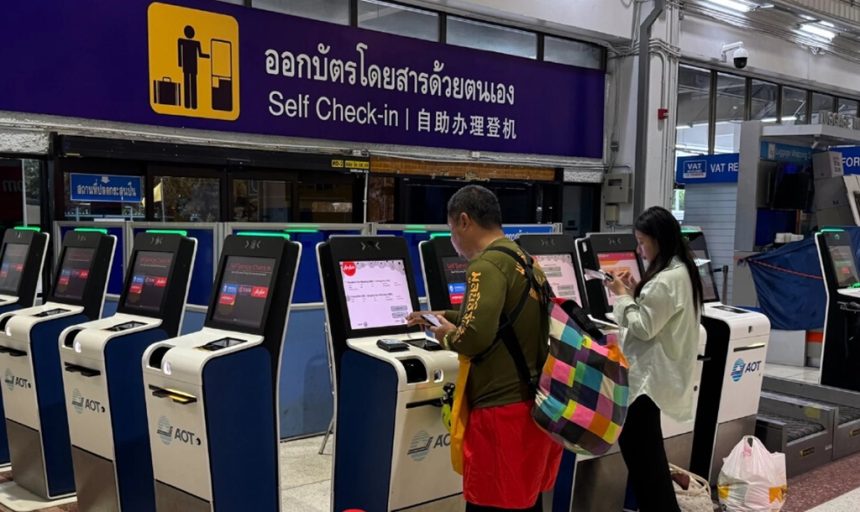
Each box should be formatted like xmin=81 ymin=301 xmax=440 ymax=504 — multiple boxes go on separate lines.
xmin=485 ymin=247 xmax=630 ymax=457
xmin=532 ymin=300 xmax=629 ymax=455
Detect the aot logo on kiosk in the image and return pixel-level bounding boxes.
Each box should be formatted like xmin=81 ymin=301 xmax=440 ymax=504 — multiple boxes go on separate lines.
xmin=156 ymin=415 xmax=201 ymax=447
xmin=148 ymin=3 xmax=240 ymax=120
xmin=407 ymin=430 xmax=451 ymax=462
xmin=731 ymin=358 xmax=762 ymax=382
xmin=71 ymin=389 xmax=105 ymax=415
xmin=3 ymin=369 xmax=29 ymax=391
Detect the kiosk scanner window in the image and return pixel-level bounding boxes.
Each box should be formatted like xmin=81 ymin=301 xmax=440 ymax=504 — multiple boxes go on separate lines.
xmin=122 ymin=251 xmax=174 ymax=313
xmin=0 ymin=243 xmax=28 ymax=294
xmin=211 ymin=256 xmax=277 ymax=330
xmin=533 ymin=253 xmax=580 ymax=303
xmin=341 ymin=259 xmax=413 ymax=330
xmin=597 ymin=251 xmax=642 ymax=306
xmin=53 ymin=247 xmax=95 ymax=302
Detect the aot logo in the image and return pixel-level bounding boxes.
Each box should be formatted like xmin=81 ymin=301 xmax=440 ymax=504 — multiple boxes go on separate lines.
xmin=341 ymin=261 xmax=357 ymax=277
xmin=156 ymin=416 xmax=201 ymax=447
xmin=407 ymin=430 xmax=450 ymax=462
xmin=731 ymin=358 xmax=762 ymax=382
xmin=71 ymin=389 xmax=105 ymax=415
xmin=4 ymin=369 xmax=30 ymax=391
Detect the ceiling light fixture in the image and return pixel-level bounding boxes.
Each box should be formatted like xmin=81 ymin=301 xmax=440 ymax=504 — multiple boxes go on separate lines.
xmin=706 ymin=0 xmax=752 ymax=13
xmin=800 ymin=23 xmax=837 ymax=41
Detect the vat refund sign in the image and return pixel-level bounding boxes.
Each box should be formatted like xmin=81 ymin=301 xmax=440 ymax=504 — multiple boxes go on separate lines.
xmin=676 ymin=154 xmax=739 ymax=184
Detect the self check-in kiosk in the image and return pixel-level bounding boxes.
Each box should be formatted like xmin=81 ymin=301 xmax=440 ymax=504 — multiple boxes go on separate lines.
xmin=684 ymin=230 xmax=771 ymax=484
xmin=0 ymin=229 xmax=115 ymax=499
xmin=318 ymin=236 xmax=460 ymax=512
xmin=418 ymin=236 xmax=467 ymax=311
xmin=142 ymin=233 xmax=299 ymax=511
xmin=59 ymin=231 xmax=196 ymax=511
xmin=0 ymin=227 xmax=49 ymax=467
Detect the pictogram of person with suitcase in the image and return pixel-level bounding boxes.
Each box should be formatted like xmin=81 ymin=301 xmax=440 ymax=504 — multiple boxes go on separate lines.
xmin=177 ymin=25 xmax=209 ymax=110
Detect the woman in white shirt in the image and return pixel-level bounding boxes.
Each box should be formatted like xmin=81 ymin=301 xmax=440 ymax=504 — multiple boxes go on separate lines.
xmin=604 ymin=206 xmax=704 ymax=512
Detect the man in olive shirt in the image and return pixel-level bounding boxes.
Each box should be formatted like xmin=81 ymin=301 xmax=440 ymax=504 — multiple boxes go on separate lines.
xmin=408 ymin=185 xmax=561 ymax=512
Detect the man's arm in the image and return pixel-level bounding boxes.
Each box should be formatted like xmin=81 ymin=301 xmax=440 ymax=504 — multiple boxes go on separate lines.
xmin=445 ymin=259 xmax=507 ymax=357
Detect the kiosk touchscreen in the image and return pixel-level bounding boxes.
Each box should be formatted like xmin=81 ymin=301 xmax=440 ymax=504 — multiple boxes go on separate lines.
xmin=59 ymin=231 xmax=196 ymax=512
xmin=142 ymin=234 xmax=300 ymax=512
xmin=318 ymin=236 xmax=460 ymax=512
xmin=685 ymin=229 xmax=771 ymax=484
xmin=0 ymin=227 xmax=49 ymax=467
xmin=0 ymin=229 xmax=115 ymax=499
xmin=516 ymin=234 xmax=585 ymax=306
xmin=418 ymin=236 xmax=468 ymax=310
xmin=575 ymin=233 xmax=644 ymax=322
xmin=816 ymin=230 xmax=860 ymax=391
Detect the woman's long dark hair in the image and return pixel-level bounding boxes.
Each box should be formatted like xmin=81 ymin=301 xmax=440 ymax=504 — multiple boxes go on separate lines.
xmin=633 ymin=206 xmax=704 ymax=309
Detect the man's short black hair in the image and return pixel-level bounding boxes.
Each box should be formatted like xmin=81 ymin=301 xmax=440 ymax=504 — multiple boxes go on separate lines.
xmin=447 ymin=185 xmax=503 ymax=229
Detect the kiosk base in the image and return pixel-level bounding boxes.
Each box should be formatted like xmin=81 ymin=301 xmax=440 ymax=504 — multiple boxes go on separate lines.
xmin=155 ymin=482 xmax=210 ymax=512
xmin=71 ymin=449 xmax=117 ymax=511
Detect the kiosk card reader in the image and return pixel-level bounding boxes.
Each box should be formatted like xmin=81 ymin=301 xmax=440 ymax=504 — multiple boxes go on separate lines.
xmin=0 ymin=229 xmax=115 ymax=499
xmin=318 ymin=236 xmax=460 ymax=512
xmin=59 ymin=231 xmax=196 ymax=511
xmin=816 ymin=230 xmax=860 ymax=391
xmin=142 ymin=234 xmax=299 ymax=512
xmin=0 ymin=227 xmax=49 ymax=467
xmin=418 ymin=236 xmax=467 ymax=311
xmin=685 ymin=229 xmax=770 ymax=484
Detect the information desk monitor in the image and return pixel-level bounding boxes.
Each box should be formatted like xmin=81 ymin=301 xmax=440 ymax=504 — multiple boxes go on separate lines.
xmin=419 ymin=237 xmax=467 ymax=311
xmin=115 ymin=231 xmax=197 ymax=337
xmin=516 ymin=234 xmax=586 ymax=309
xmin=684 ymin=230 xmax=721 ymax=303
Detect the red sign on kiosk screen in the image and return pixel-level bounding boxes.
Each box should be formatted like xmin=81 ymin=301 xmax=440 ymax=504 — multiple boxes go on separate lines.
xmin=124 ymin=251 xmax=173 ymax=312
xmin=54 ymin=247 xmax=96 ymax=302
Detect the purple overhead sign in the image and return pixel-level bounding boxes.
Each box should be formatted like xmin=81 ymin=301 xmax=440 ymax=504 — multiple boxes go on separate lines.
xmin=0 ymin=0 xmax=605 ymax=158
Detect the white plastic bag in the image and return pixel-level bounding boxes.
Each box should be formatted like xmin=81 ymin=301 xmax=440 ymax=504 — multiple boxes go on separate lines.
xmin=717 ymin=436 xmax=787 ymax=511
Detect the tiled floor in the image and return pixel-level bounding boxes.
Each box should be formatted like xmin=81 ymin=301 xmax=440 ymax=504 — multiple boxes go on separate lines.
xmin=6 ymin=432 xmax=860 ymax=511
xmin=765 ymin=362 xmax=822 ymax=384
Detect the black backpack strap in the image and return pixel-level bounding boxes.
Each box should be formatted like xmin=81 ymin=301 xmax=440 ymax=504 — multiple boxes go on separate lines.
xmin=472 ymin=246 xmax=550 ymax=396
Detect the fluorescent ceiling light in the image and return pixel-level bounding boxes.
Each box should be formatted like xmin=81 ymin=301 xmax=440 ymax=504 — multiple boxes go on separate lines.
xmin=800 ymin=23 xmax=837 ymax=41
xmin=707 ymin=0 xmax=752 ymax=12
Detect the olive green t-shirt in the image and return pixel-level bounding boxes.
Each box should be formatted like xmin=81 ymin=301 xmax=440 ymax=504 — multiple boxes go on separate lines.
xmin=443 ymin=237 xmax=549 ymax=409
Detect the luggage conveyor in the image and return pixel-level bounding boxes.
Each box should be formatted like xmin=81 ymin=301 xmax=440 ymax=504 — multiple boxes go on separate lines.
xmin=756 ymin=391 xmax=836 ymax=477
xmin=764 ymin=376 xmax=860 ymax=460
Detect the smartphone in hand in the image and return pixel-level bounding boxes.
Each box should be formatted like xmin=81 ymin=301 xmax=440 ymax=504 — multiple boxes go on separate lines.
xmin=422 ymin=313 xmax=442 ymax=328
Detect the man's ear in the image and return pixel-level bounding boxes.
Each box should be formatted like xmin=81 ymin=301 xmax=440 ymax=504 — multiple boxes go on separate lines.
xmin=457 ymin=212 xmax=471 ymax=230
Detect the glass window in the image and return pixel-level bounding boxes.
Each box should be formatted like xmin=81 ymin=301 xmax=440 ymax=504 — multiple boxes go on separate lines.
xmin=22 ymin=160 xmax=41 ymax=226
xmin=811 ymin=92 xmax=836 ymax=123
xmin=446 ymin=17 xmax=537 ymax=59
xmin=253 ymin=0 xmax=350 ymax=25
xmin=152 ymin=176 xmax=221 ymax=222
xmin=217 ymin=0 xmax=244 ymax=4
xmin=750 ymin=80 xmax=778 ymax=123
xmin=231 ymin=179 xmax=292 ymax=222
xmin=714 ymin=72 xmax=746 ymax=154
xmin=781 ymin=86 xmax=807 ymax=124
xmin=675 ymin=65 xmax=711 ymax=157
xmin=544 ymin=36 xmax=604 ymax=70
xmin=297 ymin=176 xmax=356 ymax=223
xmin=357 ymin=0 xmax=438 ymax=42
xmin=63 ymin=172 xmax=145 ymax=221
xmin=838 ymin=98 xmax=858 ymax=118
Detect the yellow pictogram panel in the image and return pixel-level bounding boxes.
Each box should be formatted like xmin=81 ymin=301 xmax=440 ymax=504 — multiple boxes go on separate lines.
xmin=148 ymin=2 xmax=239 ymax=120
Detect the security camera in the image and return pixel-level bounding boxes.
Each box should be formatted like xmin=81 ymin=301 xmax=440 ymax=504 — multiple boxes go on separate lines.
xmin=720 ymin=42 xmax=748 ymax=69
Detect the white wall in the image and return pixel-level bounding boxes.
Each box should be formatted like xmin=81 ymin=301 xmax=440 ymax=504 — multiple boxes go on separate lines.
xmin=680 ymin=14 xmax=860 ymax=98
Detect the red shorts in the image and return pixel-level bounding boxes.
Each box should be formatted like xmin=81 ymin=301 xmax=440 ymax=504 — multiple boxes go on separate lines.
xmin=463 ymin=401 xmax=563 ymax=509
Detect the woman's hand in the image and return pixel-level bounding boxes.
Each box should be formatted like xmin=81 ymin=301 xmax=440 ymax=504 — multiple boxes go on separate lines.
xmin=604 ymin=272 xmax=631 ymax=298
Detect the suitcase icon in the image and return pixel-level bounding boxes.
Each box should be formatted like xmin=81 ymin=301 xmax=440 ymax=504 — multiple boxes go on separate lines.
xmin=153 ymin=77 xmax=181 ymax=106
xmin=210 ymin=39 xmax=233 ymax=112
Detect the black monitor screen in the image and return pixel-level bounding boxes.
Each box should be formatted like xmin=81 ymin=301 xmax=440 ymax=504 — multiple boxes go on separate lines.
xmin=693 ymin=249 xmax=719 ymax=303
xmin=533 ymin=253 xmax=581 ymax=304
xmin=123 ymin=251 xmax=174 ymax=313
xmin=829 ymin=244 xmax=859 ymax=288
xmin=441 ymin=256 xmax=468 ymax=306
xmin=212 ymin=256 xmax=276 ymax=329
xmin=54 ymin=247 xmax=96 ymax=302
xmin=341 ymin=259 xmax=413 ymax=330
xmin=0 ymin=243 xmax=29 ymax=294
